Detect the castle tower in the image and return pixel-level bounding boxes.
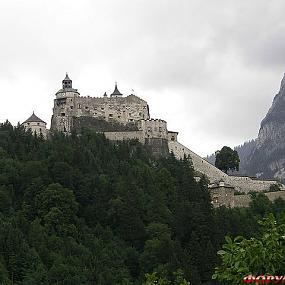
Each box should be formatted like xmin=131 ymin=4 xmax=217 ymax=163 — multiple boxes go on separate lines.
xmin=51 ymin=73 xmax=80 ymax=133
xmin=62 ymin=73 xmax=72 ymax=89
xmin=22 ymin=112 xmax=47 ymax=138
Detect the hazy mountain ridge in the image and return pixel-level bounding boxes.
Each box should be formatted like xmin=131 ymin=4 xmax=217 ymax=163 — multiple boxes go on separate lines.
xmin=206 ymin=73 xmax=285 ymax=181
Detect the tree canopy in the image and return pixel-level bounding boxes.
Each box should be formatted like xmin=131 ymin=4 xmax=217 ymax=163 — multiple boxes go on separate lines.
xmin=215 ymin=146 xmax=240 ymax=174
xmin=213 ymin=214 xmax=285 ymax=284
xmin=0 ymin=121 xmax=284 ymax=284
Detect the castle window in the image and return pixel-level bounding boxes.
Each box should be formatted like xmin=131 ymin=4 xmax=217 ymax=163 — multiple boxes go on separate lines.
xmin=109 ymin=114 xmax=113 ymax=118
xmin=85 ymin=106 xmax=89 ymax=109
xmin=27 ymin=123 xmax=30 ymax=126
xmin=101 ymin=107 xmax=104 ymax=110
xmin=37 ymin=123 xmax=40 ymax=126
xmin=159 ymin=127 xmax=162 ymax=132
xmin=70 ymin=106 xmax=73 ymax=109
xmin=78 ymin=104 xmax=81 ymax=109
xmin=61 ymin=113 xmax=65 ymax=117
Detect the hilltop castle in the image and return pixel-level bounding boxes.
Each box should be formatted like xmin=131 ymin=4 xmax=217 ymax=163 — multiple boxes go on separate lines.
xmin=50 ymin=74 xmax=178 ymax=148
xmin=22 ymin=74 xmax=285 ymax=207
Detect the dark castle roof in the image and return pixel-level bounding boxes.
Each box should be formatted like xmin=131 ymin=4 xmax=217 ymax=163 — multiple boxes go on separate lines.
xmin=23 ymin=112 xmax=46 ymax=124
xmin=63 ymin=73 xmax=71 ymax=81
xmin=111 ymin=83 xmax=123 ymax=96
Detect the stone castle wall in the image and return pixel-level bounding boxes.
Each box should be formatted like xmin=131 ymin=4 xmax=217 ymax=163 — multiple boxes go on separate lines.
xmin=76 ymin=95 xmax=149 ymax=125
xmin=51 ymin=91 xmax=150 ymax=133
xmin=234 ymin=191 xmax=285 ymax=207
xmin=168 ymin=141 xmax=229 ymax=181
xmin=138 ymin=119 xmax=168 ymax=139
xmin=104 ymin=131 xmax=145 ymax=143
xmin=229 ymin=176 xmax=281 ymax=193
xmin=168 ymin=141 xmax=281 ymax=193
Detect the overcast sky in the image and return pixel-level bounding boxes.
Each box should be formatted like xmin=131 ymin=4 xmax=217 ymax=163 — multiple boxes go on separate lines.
xmin=0 ymin=0 xmax=285 ymax=156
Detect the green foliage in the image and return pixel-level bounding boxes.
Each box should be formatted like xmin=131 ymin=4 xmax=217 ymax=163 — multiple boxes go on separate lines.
xmin=215 ymin=146 xmax=240 ymax=173
xmin=0 ymin=123 xmax=284 ymax=284
xmin=143 ymin=271 xmax=190 ymax=285
xmin=213 ymin=214 xmax=285 ymax=284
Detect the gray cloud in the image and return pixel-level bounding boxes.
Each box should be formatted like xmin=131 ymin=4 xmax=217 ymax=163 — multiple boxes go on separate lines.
xmin=0 ymin=0 xmax=285 ymax=156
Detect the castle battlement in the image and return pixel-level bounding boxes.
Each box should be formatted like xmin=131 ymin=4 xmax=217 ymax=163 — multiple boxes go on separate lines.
xmin=143 ymin=118 xmax=167 ymax=123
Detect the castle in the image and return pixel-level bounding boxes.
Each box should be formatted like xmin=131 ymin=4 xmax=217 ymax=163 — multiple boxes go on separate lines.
xmin=22 ymin=74 xmax=285 ymax=207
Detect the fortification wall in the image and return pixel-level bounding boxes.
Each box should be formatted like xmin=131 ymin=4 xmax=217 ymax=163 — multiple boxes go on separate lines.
xmin=138 ymin=119 xmax=168 ymax=139
xmin=145 ymin=138 xmax=169 ymax=157
xmin=168 ymin=141 xmax=280 ymax=193
xmin=234 ymin=191 xmax=285 ymax=207
xmin=234 ymin=195 xmax=252 ymax=207
xmin=52 ymin=93 xmax=150 ymax=132
xmin=229 ymin=176 xmax=281 ymax=193
xmin=75 ymin=95 xmax=149 ymax=125
xmin=168 ymin=141 xmax=229 ymax=182
xmin=103 ymin=131 xmax=145 ymax=144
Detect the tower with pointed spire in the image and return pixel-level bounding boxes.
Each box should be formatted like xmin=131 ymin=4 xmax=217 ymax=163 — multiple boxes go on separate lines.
xmin=110 ymin=82 xmax=123 ymax=97
xmin=62 ymin=73 xmax=72 ymax=89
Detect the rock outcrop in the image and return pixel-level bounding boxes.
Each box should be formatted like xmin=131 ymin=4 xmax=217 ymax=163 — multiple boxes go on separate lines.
xmin=240 ymin=74 xmax=285 ymax=181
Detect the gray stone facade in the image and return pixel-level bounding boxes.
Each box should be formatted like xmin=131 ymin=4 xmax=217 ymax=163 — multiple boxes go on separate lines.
xmin=51 ymin=74 xmax=150 ymax=134
xmin=209 ymin=181 xmax=235 ymax=208
xmin=50 ymin=74 xmax=178 ymax=146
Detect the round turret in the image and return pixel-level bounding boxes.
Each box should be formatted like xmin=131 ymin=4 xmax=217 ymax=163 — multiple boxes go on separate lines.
xmin=22 ymin=112 xmax=47 ymax=138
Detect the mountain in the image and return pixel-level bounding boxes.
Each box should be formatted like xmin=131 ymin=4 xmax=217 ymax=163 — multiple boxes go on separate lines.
xmin=244 ymin=74 xmax=285 ymax=180
xmin=206 ymin=74 xmax=285 ymax=182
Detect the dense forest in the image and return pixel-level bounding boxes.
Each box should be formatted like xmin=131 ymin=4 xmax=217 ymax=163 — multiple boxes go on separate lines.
xmin=0 ymin=121 xmax=285 ymax=285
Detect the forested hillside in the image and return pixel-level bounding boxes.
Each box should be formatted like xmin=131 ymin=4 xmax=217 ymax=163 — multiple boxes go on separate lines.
xmin=0 ymin=121 xmax=285 ymax=285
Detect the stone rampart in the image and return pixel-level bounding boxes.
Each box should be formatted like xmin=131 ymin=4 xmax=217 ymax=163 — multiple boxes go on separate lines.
xmin=168 ymin=141 xmax=281 ymax=193
xmin=168 ymin=141 xmax=229 ymax=181
xmin=234 ymin=195 xmax=252 ymax=207
xmin=103 ymin=131 xmax=145 ymax=144
xmin=229 ymin=176 xmax=281 ymax=193
xmin=234 ymin=191 xmax=285 ymax=207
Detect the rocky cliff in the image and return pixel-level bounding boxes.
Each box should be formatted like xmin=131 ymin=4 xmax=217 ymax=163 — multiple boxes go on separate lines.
xmin=245 ymin=74 xmax=285 ymax=180
xmin=206 ymin=73 xmax=285 ymax=182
